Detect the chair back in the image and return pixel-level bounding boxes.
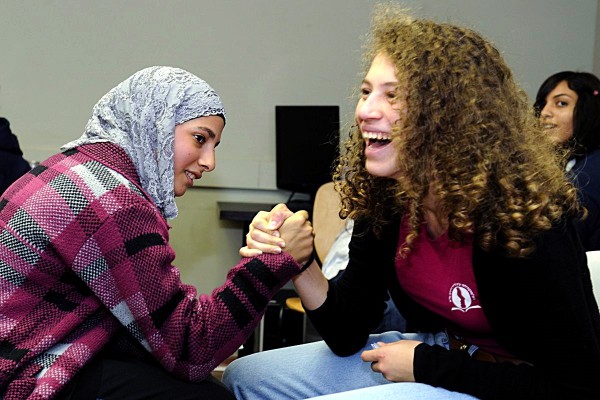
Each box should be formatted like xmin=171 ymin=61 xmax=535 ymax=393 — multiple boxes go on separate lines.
xmin=312 ymin=182 xmax=346 ymax=261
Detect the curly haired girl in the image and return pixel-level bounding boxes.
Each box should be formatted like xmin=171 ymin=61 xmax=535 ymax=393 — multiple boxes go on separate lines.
xmin=224 ymin=5 xmax=600 ymax=400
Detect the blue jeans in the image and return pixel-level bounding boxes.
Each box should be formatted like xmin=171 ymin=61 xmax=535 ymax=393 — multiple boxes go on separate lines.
xmin=373 ymin=296 xmax=406 ymax=333
xmin=223 ymin=331 xmax=478 ymax=400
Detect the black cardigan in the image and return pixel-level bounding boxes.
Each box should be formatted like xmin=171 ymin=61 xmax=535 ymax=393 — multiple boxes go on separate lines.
xmin=307 ymin=217 xmax=600 ymax=399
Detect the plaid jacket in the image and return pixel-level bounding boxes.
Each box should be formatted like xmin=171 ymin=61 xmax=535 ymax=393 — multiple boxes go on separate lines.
xmin=0 ymin=142 xmax=300 ymax=399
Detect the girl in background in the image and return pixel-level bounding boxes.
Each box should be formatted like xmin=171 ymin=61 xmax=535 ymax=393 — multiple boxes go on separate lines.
xmin=0 ymin=117 xmax=30 ymax=195
xmin=535 ymin=71 xmax=600 ymax=250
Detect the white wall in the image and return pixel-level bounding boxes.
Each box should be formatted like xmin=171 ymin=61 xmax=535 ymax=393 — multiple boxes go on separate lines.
xmin=595 ymin=0 xmax=600 ymax=74
xmin=1 ymin=0 xmax=597 ymax=294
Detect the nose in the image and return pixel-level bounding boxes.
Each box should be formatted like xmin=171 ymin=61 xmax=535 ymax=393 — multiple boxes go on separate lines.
xmin=198 ymin=148 xmax=216 ymax=172
xmin=356 ymin=96 xmax=383 ymax=121
xmin=540 ymin=103 xmax=552 ymax=119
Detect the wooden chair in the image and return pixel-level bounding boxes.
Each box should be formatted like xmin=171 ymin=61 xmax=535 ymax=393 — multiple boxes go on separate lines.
xmin=312 ymin=181 xmax=346 ymax=262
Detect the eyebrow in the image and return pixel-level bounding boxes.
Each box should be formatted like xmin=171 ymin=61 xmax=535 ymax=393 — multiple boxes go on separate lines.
xmin=192 ymin=126 xmax=216 ymax=139
xmin=552 ymin=93 xmax=575 ymax=99
xmin=361 ymin=79 xmax=398 ymax=87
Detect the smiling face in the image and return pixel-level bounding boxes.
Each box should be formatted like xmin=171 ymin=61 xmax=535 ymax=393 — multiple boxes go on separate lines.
xmin=355 ymin=53 xmax=405 ymax=179
xmin=173 ymin=115 xmax=224 ymax=197
xmin=539 ymin=80 xmax=578 ymax=144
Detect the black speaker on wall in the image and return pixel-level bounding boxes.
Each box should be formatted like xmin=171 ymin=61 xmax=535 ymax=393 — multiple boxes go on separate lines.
xmin=275 ymin=105 xmax=340 ymax=199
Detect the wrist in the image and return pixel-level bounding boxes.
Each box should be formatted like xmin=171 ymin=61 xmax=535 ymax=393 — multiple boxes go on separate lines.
xmin=300 ymin=249 xmax=317 ymax=272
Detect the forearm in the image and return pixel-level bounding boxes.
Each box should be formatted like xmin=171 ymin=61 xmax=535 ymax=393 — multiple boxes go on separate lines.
xmin=291 ymin=261 xmax=328 ymax=310
xmin=193 ymin=253 xmax=301 ymax=359
xmin=85 ymin=203 xmax=301 ymax=380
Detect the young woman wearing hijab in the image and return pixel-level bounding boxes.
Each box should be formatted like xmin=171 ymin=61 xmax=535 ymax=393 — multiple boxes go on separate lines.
xmin=0 ymin=66 xmax=313 ymax=399
xmin=535 ymin=71 xmax=600 ymax=250
xmin=222 ymin=6 xmax=600 ymax=400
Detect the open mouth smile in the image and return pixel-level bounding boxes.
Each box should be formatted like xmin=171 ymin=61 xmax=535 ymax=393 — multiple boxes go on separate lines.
xmin=185 ymin=171 xmax=199 ymax=185
xmin=362 ymin=131 xmax=392 ymax=147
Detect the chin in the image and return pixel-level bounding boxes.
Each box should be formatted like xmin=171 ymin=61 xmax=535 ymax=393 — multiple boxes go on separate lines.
xmin=366 ymin=165 xmax=402 ymax=179
xmin=173 ymin=186 xmax=186 ymax=197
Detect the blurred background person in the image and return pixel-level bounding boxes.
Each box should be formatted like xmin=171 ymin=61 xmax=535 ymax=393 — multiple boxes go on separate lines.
xmin=0 ymin=116 xmax=31 ymax=195
xmin=535 ymin=71 xmax=600 ymax=250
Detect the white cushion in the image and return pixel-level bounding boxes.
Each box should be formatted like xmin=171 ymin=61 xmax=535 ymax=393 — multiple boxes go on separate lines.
xmin=587 ymin=251 xmax=600 ymax=302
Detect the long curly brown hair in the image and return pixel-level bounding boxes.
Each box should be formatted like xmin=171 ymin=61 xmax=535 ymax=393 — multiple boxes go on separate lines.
xmin=333 ymin=5 xmax=579 ymax=257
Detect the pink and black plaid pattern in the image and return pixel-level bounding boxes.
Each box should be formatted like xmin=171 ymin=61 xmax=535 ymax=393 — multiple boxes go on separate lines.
xmin=0 ymin=143 xmax=300 ymax=399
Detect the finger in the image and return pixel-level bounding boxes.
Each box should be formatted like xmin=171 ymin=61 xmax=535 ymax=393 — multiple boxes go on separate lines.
xmin=370 ymin=361 xmax=380 ymax=373
xmin=294 ymin=209 xmax=310 ymax=221
xmin=248 ymin=227 xmax=285 ymax=249
xmin=283 ymin=210 xmax=311 ymax=227
xmin=246 ymin=238 xmax=283 ymax=255
xmin=250 ymin=210 xmax=275 ymax=232
xmin=271 ymin=203 xmax=292 ymax=214
xmin=239 ymin=246 xmax=263 ymax=258
xmin=249 ymin=208 xmax=291 ymax=239
xmin=360 ymin=349 xmax=377 ymax=362
xmin=267 ymin=203 xmax=294 ymax=230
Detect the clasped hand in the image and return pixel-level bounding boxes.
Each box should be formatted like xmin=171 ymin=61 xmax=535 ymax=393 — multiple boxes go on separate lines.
xmin=240 ymin=203 xmax=314 ymax=266
xmin=361 ymin=340 xmax=421 ymax=382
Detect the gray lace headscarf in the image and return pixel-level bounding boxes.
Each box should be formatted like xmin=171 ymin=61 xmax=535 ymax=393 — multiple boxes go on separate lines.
xmin=62 ymin=66 xmax=226 ymax=219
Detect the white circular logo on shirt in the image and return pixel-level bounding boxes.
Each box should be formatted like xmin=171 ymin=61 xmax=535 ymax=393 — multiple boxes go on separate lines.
xmin=449 ymin=283 xmax=482 ymax=313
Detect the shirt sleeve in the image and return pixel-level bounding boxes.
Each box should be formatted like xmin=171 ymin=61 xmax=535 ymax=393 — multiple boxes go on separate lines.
xmin=307 ymin=218 xmax=394 ymax=355
xmin=73 ymin=200 xmax=301 ymax=381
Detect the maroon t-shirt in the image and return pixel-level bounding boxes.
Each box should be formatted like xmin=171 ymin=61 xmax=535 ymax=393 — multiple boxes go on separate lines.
xmin=395 ymin=219 xmax=514 ymax=357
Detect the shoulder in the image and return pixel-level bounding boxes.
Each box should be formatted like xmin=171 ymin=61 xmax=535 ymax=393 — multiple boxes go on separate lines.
xmin=586 ymin=148 xmax=600 ymax=160
xmin=352 ymin=214 xmax=401 ymax=239
xmin=572 ymin=150 xmax=600 ymax=198
xmin=5 ymin=148 xmax=150 ymax=228
xmin=348 ymin=215 xmax=402 ymax=264
xmin=574 ymin=149 xmax=600 ymax=172
xmin=48 ymin=149 xmax=145 ymax=202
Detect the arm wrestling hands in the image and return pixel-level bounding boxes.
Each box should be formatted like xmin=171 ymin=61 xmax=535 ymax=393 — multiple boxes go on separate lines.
xmin=240 ymin=203 xmax=327 ymax=310
xmin=239 ymin=203 xmax=313 ymax=264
